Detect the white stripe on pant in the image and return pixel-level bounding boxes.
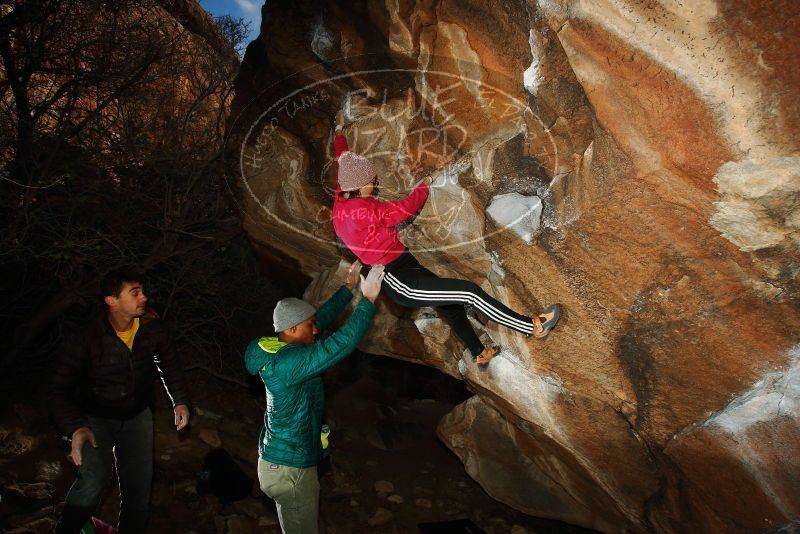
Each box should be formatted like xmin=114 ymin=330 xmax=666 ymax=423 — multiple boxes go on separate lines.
xmin=383 ymin=271 xmax=533 ymax=334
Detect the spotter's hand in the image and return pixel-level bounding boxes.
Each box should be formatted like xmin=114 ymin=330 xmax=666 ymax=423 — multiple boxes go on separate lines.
xmin=346 ymin=260 xmax=363 ymax=291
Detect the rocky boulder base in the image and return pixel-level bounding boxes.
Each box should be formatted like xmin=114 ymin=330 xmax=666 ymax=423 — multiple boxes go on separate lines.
xmin=230 ymin=1 xmax=800 ymax=532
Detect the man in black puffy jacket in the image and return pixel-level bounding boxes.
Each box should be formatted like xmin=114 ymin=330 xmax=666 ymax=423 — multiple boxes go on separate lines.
xmin=49 ymin=267 xmax=190 ymax=533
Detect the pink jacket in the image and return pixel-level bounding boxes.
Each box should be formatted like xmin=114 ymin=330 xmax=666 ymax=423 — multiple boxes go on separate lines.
xmin=332 ymin=133 xmax=429 ymax=266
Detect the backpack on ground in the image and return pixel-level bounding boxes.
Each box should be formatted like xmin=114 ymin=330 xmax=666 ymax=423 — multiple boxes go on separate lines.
xmin=196 ymin=448 xmax=254 ymax=504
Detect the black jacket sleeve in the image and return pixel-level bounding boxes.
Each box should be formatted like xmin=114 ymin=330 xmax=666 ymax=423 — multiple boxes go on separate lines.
xmin=153 ymin=321 xmax=189 ymax=408
xmin=47 ymin=332 xmax=91 ymax=437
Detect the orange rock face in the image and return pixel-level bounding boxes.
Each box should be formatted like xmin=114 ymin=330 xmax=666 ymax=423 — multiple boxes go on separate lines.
xmin=230 ymin=0 xmax=800 ymax=531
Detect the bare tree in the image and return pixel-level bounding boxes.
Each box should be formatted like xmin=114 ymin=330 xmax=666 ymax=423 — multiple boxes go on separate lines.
xmin=214 ymin=14 xmax=253 ymax=57
xmin=0 ymin=1 xmax=279 ymax=380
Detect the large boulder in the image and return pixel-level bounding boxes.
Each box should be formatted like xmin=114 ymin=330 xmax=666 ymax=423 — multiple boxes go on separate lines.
xmin=229 ymin=0 xmax=800 ymax=531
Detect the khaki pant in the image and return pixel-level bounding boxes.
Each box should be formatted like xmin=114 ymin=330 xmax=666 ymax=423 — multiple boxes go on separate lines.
xmin=258 ymin=458 xmax=320 ymax=534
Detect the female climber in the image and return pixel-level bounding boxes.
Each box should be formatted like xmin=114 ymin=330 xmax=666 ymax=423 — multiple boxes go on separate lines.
xmin=330 ymin=112 xmax=560 ymax=367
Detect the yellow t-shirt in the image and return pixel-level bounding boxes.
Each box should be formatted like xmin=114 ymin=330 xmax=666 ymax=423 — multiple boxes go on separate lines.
xmin=116 ymin=317 xmax=140 ymax=350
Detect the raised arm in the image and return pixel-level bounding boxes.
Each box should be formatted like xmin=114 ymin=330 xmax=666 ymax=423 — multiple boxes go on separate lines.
xmin=278 ymin=299 xmax=376 ymax=385
xmin=314 ymin=285 xmax=354 ymax=332
xmin=334 ymin=133 xmax=349 ymax=160
xmin=378 ymin=182 xmax=430 ymax=227
xmin=276 ymin=267 xmax=383 ymax=385
xmin=334 ymin=110 xmax=349 ymax=159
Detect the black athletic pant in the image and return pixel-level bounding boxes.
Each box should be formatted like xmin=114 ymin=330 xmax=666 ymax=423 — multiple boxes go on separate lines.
xmin=382 ymin=251 xmax=533 ymax=357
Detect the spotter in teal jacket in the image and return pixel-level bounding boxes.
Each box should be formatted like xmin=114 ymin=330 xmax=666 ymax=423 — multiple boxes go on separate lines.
xmin=244 ymin=286 xmax=376 ymax=468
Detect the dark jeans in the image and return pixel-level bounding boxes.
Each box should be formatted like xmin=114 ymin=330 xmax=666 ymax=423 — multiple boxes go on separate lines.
xmin=382 ymin=252 xmax=534 ymax=357
xmin=56 ymin=408 xmax=153 ymax=534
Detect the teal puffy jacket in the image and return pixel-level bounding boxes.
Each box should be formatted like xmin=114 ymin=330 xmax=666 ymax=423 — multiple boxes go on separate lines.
xmin=244 ymin=287 xmax=376 ymax=468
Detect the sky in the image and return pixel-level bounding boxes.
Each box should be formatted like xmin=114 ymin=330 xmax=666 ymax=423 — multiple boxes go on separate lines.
xmin=198 ymin=0 xmax=262 ymax=48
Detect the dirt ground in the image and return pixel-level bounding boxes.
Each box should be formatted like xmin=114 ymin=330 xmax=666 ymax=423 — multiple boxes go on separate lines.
xmin=1 ymin=353 xmax=597 ymax=533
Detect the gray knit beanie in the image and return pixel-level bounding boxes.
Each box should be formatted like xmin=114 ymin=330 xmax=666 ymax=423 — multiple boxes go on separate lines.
xmin=338 ymin=151 xmax=377 ymax=191
xmin=273 ymin=298 xmax=317 ymax=333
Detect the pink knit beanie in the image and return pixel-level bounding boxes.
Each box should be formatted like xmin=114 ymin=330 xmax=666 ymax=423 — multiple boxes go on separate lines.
xmin=338 ymin=151 xmax=377 ymax=191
